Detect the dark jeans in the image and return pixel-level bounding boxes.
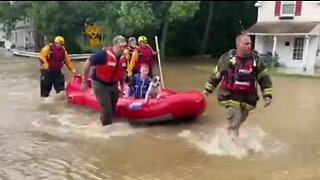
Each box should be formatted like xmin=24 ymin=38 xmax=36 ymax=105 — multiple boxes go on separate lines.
xmin=92 ymin=80 xmax=119 ymax=126
xmin=40 ymin=69 xmax=65 ymax=97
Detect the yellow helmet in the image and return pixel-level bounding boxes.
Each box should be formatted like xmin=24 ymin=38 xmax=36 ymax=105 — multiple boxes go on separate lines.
xmin=54 ymin=36 xmax=64 ymax=45
xmin=138 ymin=36 xmax=147 ymax=42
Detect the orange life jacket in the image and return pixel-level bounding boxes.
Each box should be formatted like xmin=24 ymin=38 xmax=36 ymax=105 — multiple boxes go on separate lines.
xmin=124 ymin=46 xmax=138 ymax=69
xmin=221 ymin=55 xmax=257 ymax=93
xmin=95 ymin=46 xmax=126 ymax=83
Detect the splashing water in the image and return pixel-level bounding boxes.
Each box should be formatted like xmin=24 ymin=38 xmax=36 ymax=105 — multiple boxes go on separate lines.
xmin=30 ymin=88 xmax=145 ymax=140
xmin=31 ymin=106 xmax=144 ymax=140
xmin=178 ymin=126 xmax=287 ymax=159
xmin=39 ymin=91 xmax=66 ymax=105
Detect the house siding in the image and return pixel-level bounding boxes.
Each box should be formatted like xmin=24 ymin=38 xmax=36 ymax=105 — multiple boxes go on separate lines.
xmin=257 ymin=1 xmax=320 ymax=22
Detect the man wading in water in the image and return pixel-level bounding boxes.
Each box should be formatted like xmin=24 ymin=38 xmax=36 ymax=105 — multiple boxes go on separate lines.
xmin=203 ymin=33 xmax=273 ymax=142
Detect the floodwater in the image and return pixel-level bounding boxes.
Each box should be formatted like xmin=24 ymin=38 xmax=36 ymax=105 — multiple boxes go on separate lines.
xmin=1 ymin=50 xmax=320 ymax=180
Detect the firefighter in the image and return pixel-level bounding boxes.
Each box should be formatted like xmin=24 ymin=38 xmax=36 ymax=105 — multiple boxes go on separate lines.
xmin=203 ymin=33 xmax=273 ymax=141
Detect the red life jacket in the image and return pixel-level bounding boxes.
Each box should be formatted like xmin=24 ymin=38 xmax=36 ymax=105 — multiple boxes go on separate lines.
xmin=47 ymin=44 xmax=65 ymax=71
xmin=221 ymin=55 xmax=257 ymax=93
xmin=135 ymin=45 xmax=154 ymax=70
xmin=120 ymin=55 xmax=128 ymax=71
xmin=96 ymin=46 xmax=126 ymax=83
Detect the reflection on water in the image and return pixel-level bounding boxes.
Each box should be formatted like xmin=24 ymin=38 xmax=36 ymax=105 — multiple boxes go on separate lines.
xmin=1 ymin=50 xmax=320 ymax=179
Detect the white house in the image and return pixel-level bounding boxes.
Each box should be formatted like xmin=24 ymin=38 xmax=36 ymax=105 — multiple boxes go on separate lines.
xmin=10 ymin=17 xmax=35 ymax=50
xmin=246 ymin=1 xmax=320 ymax=74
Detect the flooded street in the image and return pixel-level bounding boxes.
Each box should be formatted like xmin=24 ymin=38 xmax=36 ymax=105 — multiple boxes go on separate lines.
xmin=1 ymin=50 xmax=320 ymax=180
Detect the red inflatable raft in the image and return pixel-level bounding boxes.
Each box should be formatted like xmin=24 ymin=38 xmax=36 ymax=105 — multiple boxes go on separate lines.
xmin=66 ymin=75 xmax=206 ymax=123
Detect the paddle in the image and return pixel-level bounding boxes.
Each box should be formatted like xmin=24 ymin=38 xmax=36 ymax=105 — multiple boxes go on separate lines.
xmin=154 ymin=36 xmax=165 ymax=89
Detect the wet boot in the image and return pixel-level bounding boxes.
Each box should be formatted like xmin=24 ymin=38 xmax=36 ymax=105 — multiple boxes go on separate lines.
xmin=100 ymin=117 xmax=112 ymax=126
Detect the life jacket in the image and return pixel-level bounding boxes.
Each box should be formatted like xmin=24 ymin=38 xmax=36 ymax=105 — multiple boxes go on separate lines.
xmin=47 ymin=43 xmax=65 ymax=71
xmin=124 ymin=46 xmax=137 ymax=70
xmin=130 ymin=74 xmax=151 ymax=98
xmin=120 ymin=55 xmax=128 ymax=71
xmin=135 ymin=45 xmax=154 ymax=70
xmin=95 ymin=46 xmax=126 ymax=83
xmin=221 ymin=54 xmax=257 ymax=93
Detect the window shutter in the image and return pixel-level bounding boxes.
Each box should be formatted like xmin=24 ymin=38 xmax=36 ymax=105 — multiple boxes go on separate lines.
xmin=275 ymin=1 xmax=281 ymax=16
xmin=295 ymin=1 xmax=302 ymax=16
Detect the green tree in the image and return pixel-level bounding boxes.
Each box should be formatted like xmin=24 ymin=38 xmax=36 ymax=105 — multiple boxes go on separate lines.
xmin=0 ymin=1 xmax=29 ymax=40
xmin=105 ymin=1 xmax=200 ymax=58
xmin=117 ymin=1 xmax=157 ymax=35
xmin=0 ymin=1 xmax=258 ymax=58
xmin=155 ymin=1 xmax=200 ymax=58
xmin=27 ymin=1 xmax=106 ymax=52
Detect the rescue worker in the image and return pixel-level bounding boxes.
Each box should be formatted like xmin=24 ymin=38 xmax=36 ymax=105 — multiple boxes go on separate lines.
xmin=128 ymin=64 xmax=151 ymax=99
xmin=81 ymin=35 xmax=127 ymax=126
xmin=124 ymin=37 xmax=139 ymax=61
xmin=39 ymin=35 xmax=76 ymax=98
xmin=203 ymin=33 xmax=273 ymax=141
xmin=127 ymin=35 xmax=157 ymax=78
xmin=124 ymin=37 xmax=139 ymax=81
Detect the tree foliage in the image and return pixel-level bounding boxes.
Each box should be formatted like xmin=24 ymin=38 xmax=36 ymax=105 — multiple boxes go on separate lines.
xmin=117 ymin=1 xmax=157 ymax=35
xmin=27 ymin=1 xmax=107 ymax=53
xmin=0 ymin=1 xmax=29 ymax=39
xmin=0 ymin=1 xmax=258 ymax=57
xmin=169 ymin=1 xmax=200 ymax=22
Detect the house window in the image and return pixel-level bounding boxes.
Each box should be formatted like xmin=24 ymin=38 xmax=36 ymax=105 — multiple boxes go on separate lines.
xmin=293 ymin=37 xmax=304 ymax=60
xmin=281 ymin=1 xmax=295 ymax=16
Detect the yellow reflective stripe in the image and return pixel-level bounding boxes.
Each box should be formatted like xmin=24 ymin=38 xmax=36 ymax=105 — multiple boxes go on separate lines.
xmin=213 ymin=66 xmax=220 ymax=77
xmin=264 ymin=88 xmax=272 ymax=91
xmin=264 ymin=91 xmax=272 ymax=95
xmin=219 ymin=100 xmax=255 ymax=110
xmin=205 ymin=82 xmax=213 ymax=90
xmin=219 ymin=101 xmax=230 ymax=107
xmin=219 ymin=100 xmax=240 ymax=108
xmin=257 ymin=69 xmax=268 ymax=80
xmin=241 ymin=103 xmax=255 ymax=111
xmin=229 ymin=101 xmax=240 ymax=107
xmin=263 ymin=88 xmax=272 ymax=95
